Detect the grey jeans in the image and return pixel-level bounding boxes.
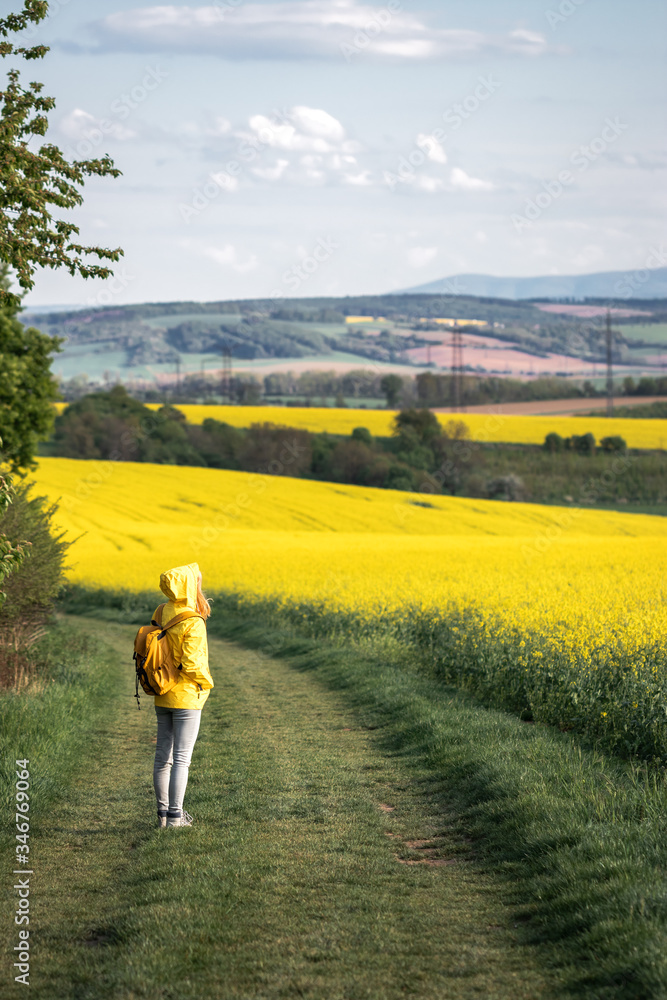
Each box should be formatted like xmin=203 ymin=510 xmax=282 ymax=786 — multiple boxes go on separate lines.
xmin=153 ymin=706 xmax=202 ymax=818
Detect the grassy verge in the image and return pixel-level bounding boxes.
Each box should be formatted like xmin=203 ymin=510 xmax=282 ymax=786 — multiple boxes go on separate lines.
xmin=0 ymin=622 xmax=116 ymax=824
xmin=3 ymin=617 xmax=562 ymax=1000
xmin=60 ymin=583 xmax=667 ymax=764
xmin=53 ymin=588 xmax=667 ymax=999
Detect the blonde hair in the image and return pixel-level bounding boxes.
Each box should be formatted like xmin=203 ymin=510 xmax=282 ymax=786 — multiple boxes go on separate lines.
xmin=196 ymin=575 xmax=212 ymax=619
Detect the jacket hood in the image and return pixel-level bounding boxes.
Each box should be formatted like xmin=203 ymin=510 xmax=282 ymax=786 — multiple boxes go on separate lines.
xmin=160 ymin=562 xmax=200 ymax=609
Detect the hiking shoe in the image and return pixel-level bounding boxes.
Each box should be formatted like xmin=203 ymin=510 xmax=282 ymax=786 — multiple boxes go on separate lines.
xmin=158 ymin=814 xmax=167 ymax=829
xmin=166 ymin=810 xmax=193 ymax=828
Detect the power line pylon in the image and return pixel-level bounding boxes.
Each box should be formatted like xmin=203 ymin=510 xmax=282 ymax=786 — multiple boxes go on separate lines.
xmin=451 ymin=327 xmax=464 ymax=411
xmin=605 ymin=310 xmax=614 ymax=417
xmin=221 ymin=345 xmax=232 ymax=403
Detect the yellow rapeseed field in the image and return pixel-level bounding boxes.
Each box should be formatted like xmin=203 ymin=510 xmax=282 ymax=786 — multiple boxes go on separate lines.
xmin=151 ymin=404 xmax=667 ymax=451
xmin=32 ymin=456 xmax=664 ymax=632
xmin=33 ymin=456 xmax=667 ymax=755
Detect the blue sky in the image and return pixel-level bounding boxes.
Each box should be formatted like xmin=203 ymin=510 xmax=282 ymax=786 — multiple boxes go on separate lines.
xmin=12 ymin=0 xmax=667 ymax=306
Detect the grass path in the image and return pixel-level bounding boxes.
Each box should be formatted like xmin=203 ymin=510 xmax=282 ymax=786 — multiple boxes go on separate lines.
xmin=2 ymin=618 xmax=559 ymax=1000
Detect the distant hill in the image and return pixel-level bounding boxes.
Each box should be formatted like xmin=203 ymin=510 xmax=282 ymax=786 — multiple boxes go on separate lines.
xmin=21 ymin=292 xmax=667 ymax=387
xmin=398 ymin=268 xmax=667 ymax=300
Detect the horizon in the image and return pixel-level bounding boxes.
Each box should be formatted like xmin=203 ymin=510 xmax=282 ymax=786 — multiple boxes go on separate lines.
xmin=23 ymin=269 xmax=667 ymax=315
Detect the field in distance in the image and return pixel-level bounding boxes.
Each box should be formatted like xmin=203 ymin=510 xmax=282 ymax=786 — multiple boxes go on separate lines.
xmin=137 ymin=404 xmax=667 ymax=450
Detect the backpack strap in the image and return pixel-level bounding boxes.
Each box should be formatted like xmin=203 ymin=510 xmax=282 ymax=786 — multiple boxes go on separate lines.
xmin=159 ymin=610 xmax=204 ymax=634
xmin=151 ymin=603 xmax=167 ymax=627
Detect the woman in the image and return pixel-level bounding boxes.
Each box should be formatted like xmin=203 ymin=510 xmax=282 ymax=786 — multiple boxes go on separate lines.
xmin=152 ymin=562 xmax=214 ymax=828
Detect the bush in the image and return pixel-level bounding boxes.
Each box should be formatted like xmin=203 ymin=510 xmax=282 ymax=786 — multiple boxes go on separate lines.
xmin=329 ymin=440 xmax=375 ymax=484
xmin=600 ymin=435 xmax=628 ymax=454
xmin=441 ymin=419 xmax=470 ymax=441
xmin=351 ymin=426 xmax=372 ymax=446
xmin=385 ymin=466 xmax=415 ymax=491
xmin=544 ymin=432 xmax=564 ymax=453
xmin=392 ymin=408 xmax=441 ymax=445
xmin=0 ymin=482 xmax=70 ymax=686
xmin=239 ymin=423 xmax=312 ymax=476
xmin=485 ymin=474 xmax=525 ymax=501
xmin=568 ymin=432 xmax=596 ymax=456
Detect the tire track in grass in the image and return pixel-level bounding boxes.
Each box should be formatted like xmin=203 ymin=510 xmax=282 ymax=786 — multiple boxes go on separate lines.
xmin=2 ymin=618 xmax=560 ymax=1000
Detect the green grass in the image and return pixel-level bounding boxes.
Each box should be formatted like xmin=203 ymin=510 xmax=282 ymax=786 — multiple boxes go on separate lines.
xmin=620 ymin=324 xmax=667 ymax=346
xmin=21 ymin=596 xmax=667 ymax=998
xmin=474 ymin=442 xmax=667 ymax=506
xmin=583 ymin=401 xmax=667 ymax=420
xmin=576 ymin=501 xmax=667 ymax=516
xmin=0 ymin=623 xmax=115 ymax=821
xmin=205 ymin=608 xmax=667 ymax=999
xmin=1 ymin=617 xmax=563 ymax=1000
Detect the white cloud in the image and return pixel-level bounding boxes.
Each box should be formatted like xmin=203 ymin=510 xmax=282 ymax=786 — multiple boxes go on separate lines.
xmin=206 ymin=116 xmax=232 ymax=136
xmin=204 ymin=244 xmax=258 ymax=273
xmin=607 ymin=150 xmax=667 ymax=170
xmin=417 ymin=133 xmax=447 ymax=165
xmin=176 ymin=102 xmax=503 ymax=197
xmin=290 ymin=106 xmax=345 ymax=142
xmin=408 ymin=246 xmax=438 ymax=268
xmin=450 ymin=167 xmax=494 ymax=191
xmin=414 ymin=175 xmax=445 ymax=193
xmin=246 ymin=107 xmax=345 ymax=153
xmin=507 ymin=28 xmax=550 ymax=55
xmin=372 ymin=38 xmax=438 ymax=59
xmin=85 ymin=3 xmax=557 ymax=62
xmin=60 ymin=107 xmax=136 ymax=141
xmin=252 ymin=158 xmax=290 ymax=180
xmin=232 ymin=105 xmax=369 ymax=187
xmin=343 ymin=169 xmax=373 ymax=186
xmin=209 ymin=171 xmax=240 ymax=191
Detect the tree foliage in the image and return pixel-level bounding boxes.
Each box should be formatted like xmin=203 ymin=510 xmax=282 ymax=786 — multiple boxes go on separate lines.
xmin=392 ymin=407 xmax=442 ymax=446
xmin=0 ymin=476 xmax=68 ymax=630
xmin=0 ymin=470 xmax=29 ymax=607
xmin=0 ymin=263 xmax=61 ymax=470
xmin=380 ymin=373 xmax=403 ymax=407
xmin=0 ymin=1 xmax=123 ymax=305
xmin=47 ymin=392 xmax=667 ymax=505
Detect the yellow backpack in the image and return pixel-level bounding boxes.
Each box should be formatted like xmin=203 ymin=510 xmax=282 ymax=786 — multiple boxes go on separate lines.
xmin=133 ymin=603 xmax=203 ymax=709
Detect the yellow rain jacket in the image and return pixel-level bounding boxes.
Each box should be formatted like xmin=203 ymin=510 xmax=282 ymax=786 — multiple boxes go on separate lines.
xmin=153 ymin=562 xmax=214 ymax=710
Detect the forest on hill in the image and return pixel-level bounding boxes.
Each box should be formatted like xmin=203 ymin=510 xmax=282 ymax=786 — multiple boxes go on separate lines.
xmin=26 ymin=293 xmax=667 ymax=376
